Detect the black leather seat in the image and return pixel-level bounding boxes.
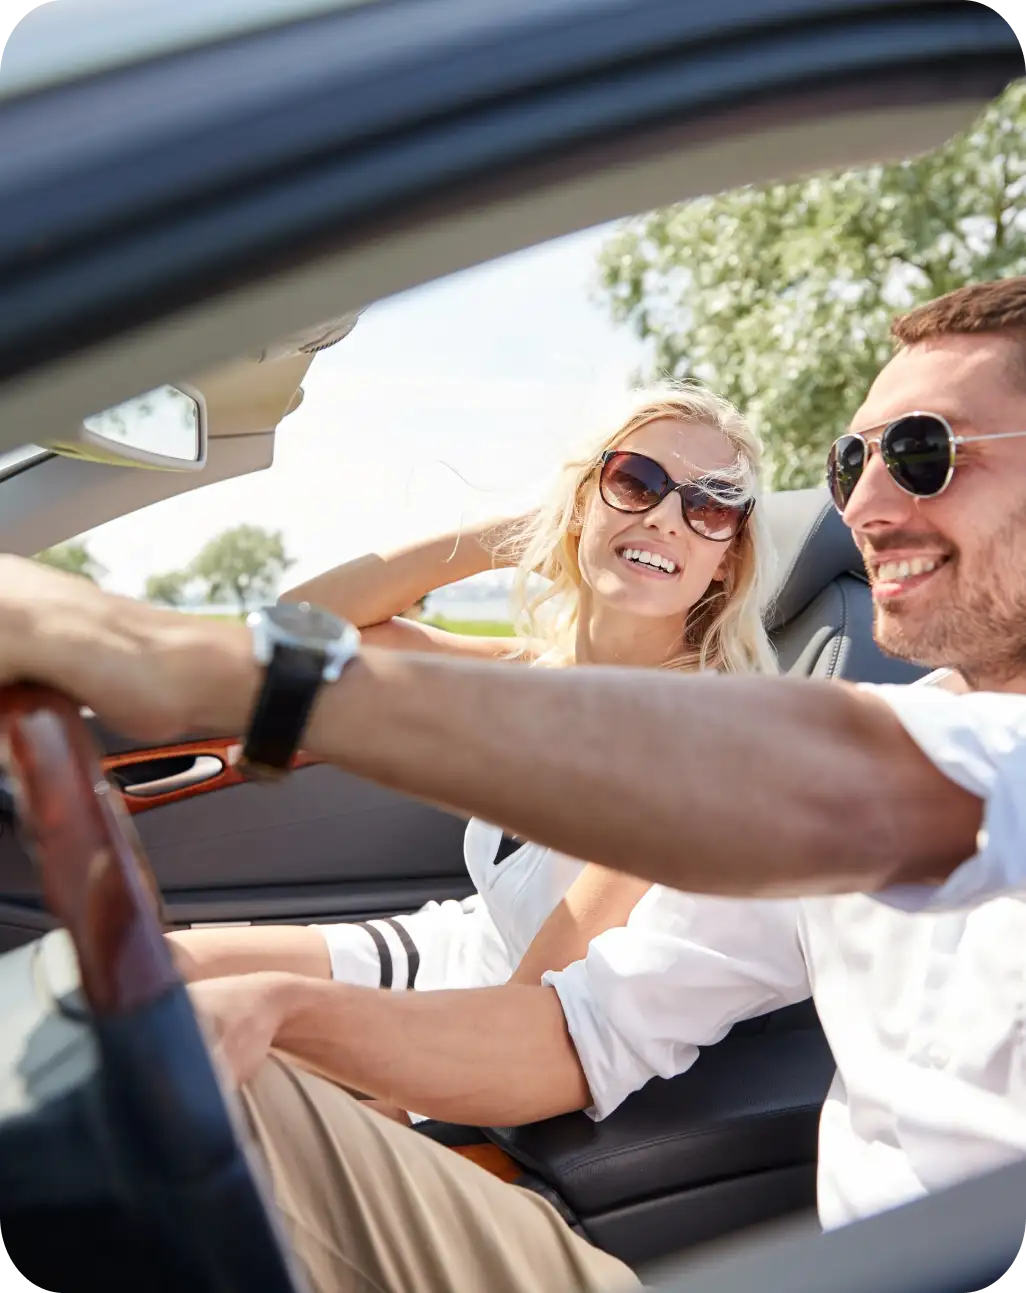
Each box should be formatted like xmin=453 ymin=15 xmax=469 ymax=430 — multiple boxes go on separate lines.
xmin=764 ymin=486 xmax=925 ymax=685
xmin=482 ymin=487 xmax=926 ymax=1269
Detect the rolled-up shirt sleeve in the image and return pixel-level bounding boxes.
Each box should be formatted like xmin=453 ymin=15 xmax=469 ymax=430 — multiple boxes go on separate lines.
xmin=314 ymin=893 xmax=512 ymax=992
xmin=543 ymin=887 xmax=809 ymax=1120
xmin=859 ymin=685 xmax=1026 ymax=912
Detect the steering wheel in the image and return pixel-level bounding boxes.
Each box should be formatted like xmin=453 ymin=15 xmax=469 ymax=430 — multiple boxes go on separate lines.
xmin=0 ymin=683 xmax=306 ymax=1293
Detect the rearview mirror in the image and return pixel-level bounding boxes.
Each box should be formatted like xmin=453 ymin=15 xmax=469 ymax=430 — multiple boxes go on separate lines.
xmin=52 ymin=384 xmax=207 ymax=471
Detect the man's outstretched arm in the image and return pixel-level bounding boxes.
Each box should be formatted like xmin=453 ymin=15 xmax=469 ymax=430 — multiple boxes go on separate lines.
xmin=0 ymin=558 xmax=984 ymax=898
xmin=188 ymin=636 xmax=982 ymax=897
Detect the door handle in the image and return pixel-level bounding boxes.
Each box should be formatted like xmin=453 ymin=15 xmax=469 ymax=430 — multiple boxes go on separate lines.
xmin=120 ymin=755 xmax=225 ymax=799
xmin=102 ymin=737 xmax=323 ymax=814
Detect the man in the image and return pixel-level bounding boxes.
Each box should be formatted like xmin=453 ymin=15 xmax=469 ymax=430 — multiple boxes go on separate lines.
xmin=3 ymin=279 xmax=1026 ymax=1292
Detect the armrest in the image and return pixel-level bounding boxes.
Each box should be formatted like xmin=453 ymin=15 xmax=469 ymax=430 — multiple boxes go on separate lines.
xmin=485 ymin=1019 xmax=835 ymax=1217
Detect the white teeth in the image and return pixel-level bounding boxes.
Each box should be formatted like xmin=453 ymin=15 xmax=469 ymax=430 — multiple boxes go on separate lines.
xmin=877 ymin=557 xmax=940 ymax=582
xmin=621 ymin=548 xmax=677 ymax=575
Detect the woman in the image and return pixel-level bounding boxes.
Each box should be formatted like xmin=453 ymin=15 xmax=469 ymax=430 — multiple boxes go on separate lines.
xmin=170 ymin=384 xmax=776 ymax=1050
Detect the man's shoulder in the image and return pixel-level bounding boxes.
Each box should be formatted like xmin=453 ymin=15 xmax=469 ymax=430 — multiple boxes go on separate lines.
xmin=858 ymin=675 xmax=1026 ymax=801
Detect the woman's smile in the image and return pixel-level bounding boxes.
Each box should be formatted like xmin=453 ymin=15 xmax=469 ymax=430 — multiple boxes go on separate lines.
xmin=615 ymin=544 xmax=681 ymax=578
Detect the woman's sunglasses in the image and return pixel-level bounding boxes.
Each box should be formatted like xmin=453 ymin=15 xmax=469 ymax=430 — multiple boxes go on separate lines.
xmin=599 ymin=450 xmax=753 ymax=542
xmin=827 ymin=411 xmax=1026 ymax=512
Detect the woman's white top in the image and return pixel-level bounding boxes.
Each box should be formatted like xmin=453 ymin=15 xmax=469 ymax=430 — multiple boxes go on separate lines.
xmin=315 ymin=821 xmax=587 ymax=993
xmin=316 ymin=645 xmax=585 ymax=993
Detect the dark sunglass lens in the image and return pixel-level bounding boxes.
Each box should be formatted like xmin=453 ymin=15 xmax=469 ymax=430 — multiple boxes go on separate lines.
xmin=600 ymin=452 xmax=668 ymax=512
xmin=882 ymin=415 xmax=951 ymax=497
xmin=682 ymin=481 xmax=748 ymax=539
xmin=827 ymin=435 xmax=866 ymax=511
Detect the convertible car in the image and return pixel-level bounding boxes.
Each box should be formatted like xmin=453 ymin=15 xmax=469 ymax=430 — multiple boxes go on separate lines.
xmin=0 ymin=2 xmax=1023 ymax=1292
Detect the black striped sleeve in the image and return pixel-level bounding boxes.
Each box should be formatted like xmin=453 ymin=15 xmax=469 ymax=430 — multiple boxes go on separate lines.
xmin=382 ymin=916 xmax=421 ymax=989
xmin=351 ymin=921 xmax=393 ymax=989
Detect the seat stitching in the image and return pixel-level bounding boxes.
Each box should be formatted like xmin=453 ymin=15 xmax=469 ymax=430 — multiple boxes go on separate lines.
xmin=825 ymin=580 xmax=849 ymax=679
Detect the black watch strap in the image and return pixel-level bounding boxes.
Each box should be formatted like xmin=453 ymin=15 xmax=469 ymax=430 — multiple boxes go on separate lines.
xmin=240 ymin=642 xmax=327 ymax=778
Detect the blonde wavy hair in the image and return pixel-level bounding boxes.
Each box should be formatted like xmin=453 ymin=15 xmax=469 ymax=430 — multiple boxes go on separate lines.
xmin=492 ymin=384 xmax=777 ymax=675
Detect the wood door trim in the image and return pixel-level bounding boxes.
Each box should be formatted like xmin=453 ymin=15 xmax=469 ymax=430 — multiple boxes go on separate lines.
xmin=103 ymin=736 xmax=321 ymax=814
xmin=450 ymin=1143 xmax=523 ymax=1184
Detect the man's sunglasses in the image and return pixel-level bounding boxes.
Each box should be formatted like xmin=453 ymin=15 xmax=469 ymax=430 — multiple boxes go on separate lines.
xmin=598 ymin=450 xmax=753 ymax=542
xmin=827 ymin=411 xmax=1026 ymax=512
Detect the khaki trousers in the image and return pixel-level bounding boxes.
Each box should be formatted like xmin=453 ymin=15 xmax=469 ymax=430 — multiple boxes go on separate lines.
xmin=238 ymin=1055 xmax=640 ymax=1293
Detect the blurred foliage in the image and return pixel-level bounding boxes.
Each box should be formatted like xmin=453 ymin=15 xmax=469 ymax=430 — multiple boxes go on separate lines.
xmin=597 ymin=82 xmax=1026 ymax=489
xmin=144 ymin=569 xmax=191 ymax=608
xmin=189 ymin=524 xmax=295 ymax=614
xmin=34 ymin=541 xmax=106 ymax=584
xmin=146 ymin=524 xmax=295 ymax=614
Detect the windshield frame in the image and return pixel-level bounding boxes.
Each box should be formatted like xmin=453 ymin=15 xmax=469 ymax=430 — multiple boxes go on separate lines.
xmin=0 ymin=445 xmax=53 ymax=480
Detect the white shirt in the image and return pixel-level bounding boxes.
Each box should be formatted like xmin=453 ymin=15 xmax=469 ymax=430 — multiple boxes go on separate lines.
xmin=316 ymin=645 xmax=588 ymax=993
xmin=545 ymin=681 xmax=1026 ymax=1230
xmin=314 ymin=819 xmax=588 ymax=991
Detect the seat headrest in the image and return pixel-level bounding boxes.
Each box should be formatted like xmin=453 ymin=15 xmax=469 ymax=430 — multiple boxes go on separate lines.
xmin=763 ymin=487 xmax=866 ymax=631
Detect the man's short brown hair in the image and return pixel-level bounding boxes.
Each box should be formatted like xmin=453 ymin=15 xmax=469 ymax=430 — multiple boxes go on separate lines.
xmin=892 ymin=277 xmax=1026 ymax=350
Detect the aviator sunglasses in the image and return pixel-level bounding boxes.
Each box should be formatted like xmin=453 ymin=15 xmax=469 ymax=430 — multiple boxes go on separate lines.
xmin=599 ymin=450 xmax=753 ymax=541
xmin=827 ymin=411 xmax=1026 ymax=512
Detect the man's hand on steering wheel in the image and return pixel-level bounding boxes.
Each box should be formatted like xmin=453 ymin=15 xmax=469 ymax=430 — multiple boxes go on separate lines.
xmin=0 ymin=554 xmax=255 ymax=744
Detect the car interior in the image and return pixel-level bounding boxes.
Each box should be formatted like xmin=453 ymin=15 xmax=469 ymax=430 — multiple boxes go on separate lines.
xmin=0 ymin=2 xmax=1022 ymax=1292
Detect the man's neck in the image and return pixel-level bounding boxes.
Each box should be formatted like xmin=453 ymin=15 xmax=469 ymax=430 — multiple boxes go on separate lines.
xmin=948 ymin=666 xmax=1026 ymax=695
xmin=927 ymin=669 xmax=970 ymax=694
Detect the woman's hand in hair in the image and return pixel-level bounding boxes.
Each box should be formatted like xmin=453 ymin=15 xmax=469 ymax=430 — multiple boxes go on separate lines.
xmin=476 ymin=510 xmax=541 ymax=569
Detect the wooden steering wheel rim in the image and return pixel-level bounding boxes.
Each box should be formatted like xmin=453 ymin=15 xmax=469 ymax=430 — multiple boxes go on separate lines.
xmin=0 ymin=682 xmax=179 ymax=1015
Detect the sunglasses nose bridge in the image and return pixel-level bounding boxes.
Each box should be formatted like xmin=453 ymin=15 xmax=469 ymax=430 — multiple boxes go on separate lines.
xmin=843 ymin=438 xmax=921 ymax=527
xmin=830 ymin=433 xmax=883 ymax=511
xmin=654 ymin=480 xmax=691 ymax=529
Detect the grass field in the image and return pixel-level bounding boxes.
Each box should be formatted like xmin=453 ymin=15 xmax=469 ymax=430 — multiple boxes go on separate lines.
xmin=426 ymin=617 xmax=515 ymax=637
xmin=181 ymin=611 xmax=516 ymax=637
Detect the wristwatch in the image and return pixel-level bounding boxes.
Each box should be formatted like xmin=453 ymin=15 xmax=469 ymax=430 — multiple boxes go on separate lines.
xmin=238 ymin=601 xmax=361 ymax=780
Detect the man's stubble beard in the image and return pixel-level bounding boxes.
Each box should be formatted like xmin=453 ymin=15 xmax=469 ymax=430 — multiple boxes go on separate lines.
xmin=871 ymin=499 xmax=1026 ymax=688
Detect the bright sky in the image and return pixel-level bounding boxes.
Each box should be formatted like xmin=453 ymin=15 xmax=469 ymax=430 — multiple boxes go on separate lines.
xmin=82 ymin=223 xmax=647 ymax=598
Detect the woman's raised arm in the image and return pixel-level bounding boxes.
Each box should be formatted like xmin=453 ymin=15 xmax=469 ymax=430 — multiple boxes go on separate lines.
xmin=280 ymin=517 xmax=528 ymax=660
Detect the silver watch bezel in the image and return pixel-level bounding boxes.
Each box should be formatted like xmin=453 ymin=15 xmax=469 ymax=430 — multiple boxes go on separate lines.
xmin=246 ymin=602 xmax=361 ymax=683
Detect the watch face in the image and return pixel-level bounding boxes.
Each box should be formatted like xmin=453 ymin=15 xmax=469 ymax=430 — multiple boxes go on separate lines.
xmin=265 ymin=601 xmax=346 ymax=645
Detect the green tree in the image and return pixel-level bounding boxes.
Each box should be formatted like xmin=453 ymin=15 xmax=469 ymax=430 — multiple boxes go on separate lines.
xmin=145 ymin=569 xmax=191 ymax=608
xmin=597 ymin=82 xmax=1026 ymax=490
xmin=189 ymin=524 xmax=295 ymax=614
xmin=34 ymin=541 xmax=106 ymax=584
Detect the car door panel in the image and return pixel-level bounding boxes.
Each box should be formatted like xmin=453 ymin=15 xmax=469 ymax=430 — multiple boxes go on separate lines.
xmin=0 ymin=721 xmax=473 ymax=952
